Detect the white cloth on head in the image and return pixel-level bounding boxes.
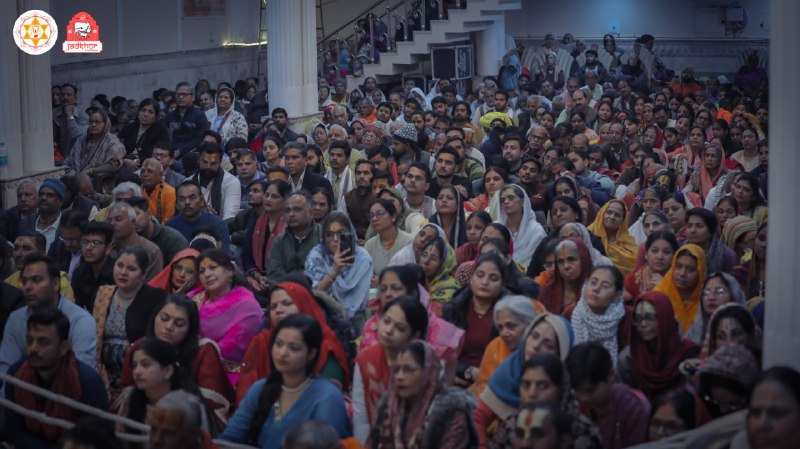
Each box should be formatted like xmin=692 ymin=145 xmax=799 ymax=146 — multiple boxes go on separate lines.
xmin=496 ymin=185 xmax=546 ymax=268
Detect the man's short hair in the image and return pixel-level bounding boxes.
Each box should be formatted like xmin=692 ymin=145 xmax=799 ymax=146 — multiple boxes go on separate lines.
xmin=175 ymin=81 xmax=192 ymax=91
xmin=124 ymin=196 xmax=150 ymax=213
xmin=60 ymin=209 xmax=88 ymax=230
xmin=441 ymin=85 xmax=457 ymax=96
xmin=201 ymin=130 xmax=222 ymax=144
xmin=153 ymin=141 xmax=177 ymax=158
xmin=445 ymin=127 xmax=467 ymax=140
xmin=284 ymin=141 xmax=308 ymax=156
xmin=495 ymin=90 xmax=510 ymax=101
xmin=565 ymin=342 xmax=613 ymax=387
xmin=287 ymin=190 xmax=314 ymax=206
xmin=198 ymin=141 xmax=223 ymax=158
xmin=28 ymin=307 xmax=70 ymax=342
xmin=20 ymin=253 xmax=60 ymax=282
xmin=355 ymin=159 xmax=376 ymax=174
xmin=435 ymin=145 xmax=462 ymax=164
xmin=407 ymin=161 xmax=432 ymax=183
xmin=177 ymin=179 xmax=203 ymax=196
xmin=404 ymin=98 xmax=421 ymax=109
xmin=430 ymin=96 xmax=446 ymax=106
xmin=502 ymin=133 xmax=524 ymax=148
xmin=367 ymin=144 xmax=392 ymax=160
xmin=60 ymin=83 xmax=78 ymax=95
xmin=329 ymin=140 xmax=352 ymax=159
xmin=567 ymin=149 xmax=589 ymax=161
xmin=81 ymin=221 xmax=114 ymax=244
xmin=272 ymin=107 xmax=288 ymax=117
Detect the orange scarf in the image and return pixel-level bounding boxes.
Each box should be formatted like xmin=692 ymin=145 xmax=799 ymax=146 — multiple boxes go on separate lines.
xmin=654 ymin=244 xmax=707 ymax=333
xmin=698 ymin=144 xmax=726 ymax=200
xmin=14 ymin=350 xmax=82 ymax=442
xmin=587 ymin=200 xmax=638 ymax=275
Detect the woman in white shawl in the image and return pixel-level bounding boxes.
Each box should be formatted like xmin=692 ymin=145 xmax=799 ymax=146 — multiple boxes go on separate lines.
xmin=558 ymin=222 xmax=613 ymax=267
xmin=496 ymin=184 xmax=546 ymax=269
xmin=65 ymin=108 xmax=125 ymax=189
xmin=409 ymin=87 xmax=430 ymax=111
xmin=205 ymin=86 xmax=248 ymax=145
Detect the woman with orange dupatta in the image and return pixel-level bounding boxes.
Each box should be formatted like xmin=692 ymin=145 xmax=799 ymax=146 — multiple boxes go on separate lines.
xmin=653 ymin=244 xmax=707 ymax=334
xmin=148 ymin=248 xmax=201 ymax=294
xmin=685 ymin=142 xmax=728 ymax=203
xmin=587 ymin=199 xmax=638 ymax=275
xmin=237 ymin=281 xmax=350 ymax=405
xmin=538 ymin=237 xmax=593 ymax=317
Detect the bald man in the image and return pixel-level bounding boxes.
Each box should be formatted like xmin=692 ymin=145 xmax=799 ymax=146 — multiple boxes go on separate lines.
xmin=140 ymin=158 xmax=176 ymax=224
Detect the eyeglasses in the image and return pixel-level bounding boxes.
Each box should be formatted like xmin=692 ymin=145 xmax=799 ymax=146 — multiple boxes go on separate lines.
xmin=632 ymin=313 xmax=657 ymax=325
xmin=175 ymin=92 xmax=192 ymax=97
xmin=419 ymin=251 xmax=439 ymax=262
xmin=702 ymin=287 xmax=729 ymax=297
xmin=368 ymin=210 xmax=387 ymax=219
xmin=80 ymin=239 xmax=105 ymax=248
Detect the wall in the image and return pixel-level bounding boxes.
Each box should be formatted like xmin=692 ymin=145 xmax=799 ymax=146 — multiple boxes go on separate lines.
xmin=48 ymin=0 xmax=262 ymax=106
xmin=506 ymin=0 xmax=769 ymax=39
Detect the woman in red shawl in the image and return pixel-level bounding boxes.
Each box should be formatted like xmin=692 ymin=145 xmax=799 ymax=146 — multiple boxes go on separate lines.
xmin=686 ymin=142 xmax=728 ymax=203
xmin=148 ymin=248 xmax=201 ymax=294
xmin=617 ymin=291 xmax=699 ymax=400
xmin=538 ymin=237 xmax=593 ymax=317
xmin=236 ymin=282 xmax=349 ymax=405
xmin=243 ymin=180 xmax=290 ymax=291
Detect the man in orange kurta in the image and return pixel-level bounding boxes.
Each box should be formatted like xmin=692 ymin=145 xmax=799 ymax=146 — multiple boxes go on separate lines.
xmin=141 ymin=158 xmax=176 ymax=223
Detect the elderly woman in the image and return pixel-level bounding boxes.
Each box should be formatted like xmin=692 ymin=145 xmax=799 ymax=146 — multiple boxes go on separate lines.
xmin=538 ymin=238 xmax=594 ymax=316
xmin=469 ymin=295 xmax=538 ymax=397
xmin=587 ymin=199 xmax=638 ymax=275
xmin=364 ymin=199 xmax=414 ymax=278
xmin=65 ymin=108 xmax=125 ymax=190
xmin=205 ymin=87 xmax=248 ymax=144
xmin=721 ymin=215 xmax=758 ymax=262
xmin=365 ymin=188 xmax=425 ymax=240
xmin=684 ymin=142 xmax=729 ymax=203
xmin=418 ymin=236 xmax=459 ymax=311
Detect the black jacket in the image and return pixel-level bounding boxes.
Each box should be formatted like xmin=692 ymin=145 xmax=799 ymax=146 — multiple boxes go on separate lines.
xmin=0 ymin=207 xmax=34 ymax=242
xmin=100 ymin=284 xmax=166 ymax=343
xmin=71 ymin=258 xmax=116 ymax=311
xmin=299 ymin=167 xmax=334 ymax=200
xmin=118 ymin=120 xmax=170 ymax=161
xmin=165 ymin=106 xmax=210 ymax=156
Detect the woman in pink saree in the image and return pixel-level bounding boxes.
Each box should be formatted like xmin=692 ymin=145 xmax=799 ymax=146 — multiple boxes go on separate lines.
xmin=191 ymin=249 xmax=264 ymax=386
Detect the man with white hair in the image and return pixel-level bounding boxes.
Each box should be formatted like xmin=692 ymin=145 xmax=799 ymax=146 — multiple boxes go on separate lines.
xmin=108 ymin=202 xmax=163 ymax=281
xmin=92 ymin=181 xmax=143 ymax=222
xmin=148 ymin=390 xmax=213 ymax=449
xmin=0 ymin=179 xmax=38 ymax=241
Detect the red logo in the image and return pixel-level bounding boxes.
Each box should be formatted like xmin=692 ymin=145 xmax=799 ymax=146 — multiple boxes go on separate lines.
xmin=63 ymin=12 xmax=102 ymax=53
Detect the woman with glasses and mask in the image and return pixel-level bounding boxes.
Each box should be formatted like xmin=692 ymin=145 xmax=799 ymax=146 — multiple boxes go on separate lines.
xmin=364 ymin=199 xmax=414 ymax=282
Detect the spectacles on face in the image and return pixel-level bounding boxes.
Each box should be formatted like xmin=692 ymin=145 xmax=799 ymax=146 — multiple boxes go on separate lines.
xmin=368 ymin=210 xmax=388 ymax=220
xmin=80 ymin=239 xmax=105 ymax=248
xmin=420 ymin=251 xmax=439 ymax=262
xmin=176 ymin=92 xmax=192 ymax=97
xmin=702 ymin=287 xmax=729 ymax=297
xmin=325 ymin=230 xmax=347 ymax=239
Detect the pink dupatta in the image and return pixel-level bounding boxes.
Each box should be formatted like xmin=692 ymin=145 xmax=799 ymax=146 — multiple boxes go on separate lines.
xmin=193 ymin=286 xmax=264 ymax=385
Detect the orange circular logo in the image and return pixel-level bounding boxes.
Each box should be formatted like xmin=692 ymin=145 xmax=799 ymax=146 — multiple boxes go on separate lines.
xmin=13 ymin=10 xmax=58 ymax=55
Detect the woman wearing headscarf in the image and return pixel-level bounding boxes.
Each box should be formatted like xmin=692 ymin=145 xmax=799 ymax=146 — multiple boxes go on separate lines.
xmin=474 ymin=313 xmax=574 ymax=447
xmin=538 ymin=238 xmax=594 ymax=316
xmin=205 ymin=87 xmax=248 ymax=145
xmin=617 ymin=291 xmax=699 ymax=400
xmin=697 ymin=303 xmax=761 ymax=363
xmin=721 ymin=215 xmax=758 ymax=262
xmin=587 ymin=199 xmax=639 ymax=275
xmin=389 ymin=224 xmax=445 ymax=267
xmin=236 ymin=282 xmax=351 ymax=406
xmin=653 ymin=244 xmax=707 ymax=334
xmin=685 ymin=207 xmax=736 ymax=274
xmin=624 ymin=231 xmax=678 ymax=305
xmin=496 ymin=185 xmax=547 ymax=269
xmin=409 ymin=87 xmax=430 ymax=111
xmin=64 ymin=108 xmax=125 ymax=190
xmin=305 ymin=212 xmax=373 ymax=321
xmin=429 ymin=185 xmax=468 ymax=249
xmin=684 ymin=142 xmax=729 ymax=203
xmin=368 ymin=341 xmax=478 ymax=449
xmin=419 ymin=237 xmax=460 ymax=308
xmin=558 ymin=222 xmax=613 ymax=268
xmin=148 ymin=248 xmax=201 ymax=295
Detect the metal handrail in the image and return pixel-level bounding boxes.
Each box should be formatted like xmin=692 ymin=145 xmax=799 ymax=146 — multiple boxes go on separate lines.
xmin=316 ymin=0 xmax=406 ymax=47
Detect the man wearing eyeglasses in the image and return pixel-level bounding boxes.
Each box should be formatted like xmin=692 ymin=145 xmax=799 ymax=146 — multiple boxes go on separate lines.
xmin=70 ymin=222 xmax=116 ymax=311
xmin=165 ymin=81 xmax=210 ymax=167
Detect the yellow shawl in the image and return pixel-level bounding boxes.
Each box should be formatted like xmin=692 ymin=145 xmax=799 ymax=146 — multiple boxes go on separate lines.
xmin=587 ymin=199 xmax=638 ymax=275
xmin=653 ymin=244 xmax=707 ymax=334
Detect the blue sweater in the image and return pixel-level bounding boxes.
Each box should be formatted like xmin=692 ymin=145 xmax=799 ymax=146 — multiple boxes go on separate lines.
xmin=219 ymin=378 xmax=351 ymax=449
xmin=165 ymin=211 xmax=231 ymax=252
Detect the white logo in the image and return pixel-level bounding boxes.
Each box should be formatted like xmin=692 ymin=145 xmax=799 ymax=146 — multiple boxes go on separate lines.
xmin=12 ymin=10 xmax=58 ymax=55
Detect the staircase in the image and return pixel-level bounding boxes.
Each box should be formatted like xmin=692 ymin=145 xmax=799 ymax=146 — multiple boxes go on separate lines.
xmin=345 ymin=0 xmax=522 ymax=85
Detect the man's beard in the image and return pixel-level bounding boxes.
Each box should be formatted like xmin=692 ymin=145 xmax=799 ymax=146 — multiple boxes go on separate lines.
xmin=200 ymin=168 xmax=218 ymax=182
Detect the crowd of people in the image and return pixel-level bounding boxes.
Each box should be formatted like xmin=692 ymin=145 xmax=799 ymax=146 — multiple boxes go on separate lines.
xmin=0 ymin=30 xmax=791 ymax=449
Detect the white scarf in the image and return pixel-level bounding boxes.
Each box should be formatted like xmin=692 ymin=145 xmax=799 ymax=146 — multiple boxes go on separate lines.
xmin=571 ymin=288 xmax=625 ymax=366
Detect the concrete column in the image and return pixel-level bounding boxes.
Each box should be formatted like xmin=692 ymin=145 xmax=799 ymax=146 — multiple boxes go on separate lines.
xmin=763 ymin=0 xmax=800 ymax=371
xmin=476 ymin=14 xmax=506 ymax=77
xmin=0 ymin=0 xmax=24 ymax=186
xmin=267 ymin=0 xmax=321 ymax=133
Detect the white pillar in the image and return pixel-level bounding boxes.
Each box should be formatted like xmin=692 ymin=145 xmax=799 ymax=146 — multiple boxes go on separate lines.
xmin=267 ymin=0 xmax=320 ymax=132
xmin=764 ymin=0 xmax=800 ymax=371
xmin=0 ymin=0 xmax=24 ymax=183
xmin=476 ymin=14 xmax=506 ymax=77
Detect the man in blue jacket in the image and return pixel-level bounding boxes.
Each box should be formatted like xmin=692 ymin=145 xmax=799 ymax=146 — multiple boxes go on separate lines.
xmin=165 ymin=82 xmax=210 ymax=170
